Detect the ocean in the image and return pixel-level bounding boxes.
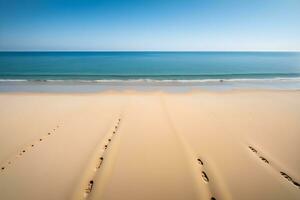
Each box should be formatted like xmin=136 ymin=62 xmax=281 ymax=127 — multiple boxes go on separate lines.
xmin=0 ymin=51 xmax=300 ymax=92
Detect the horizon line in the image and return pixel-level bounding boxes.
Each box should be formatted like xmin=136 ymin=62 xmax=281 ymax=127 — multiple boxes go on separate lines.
xmin=1 ymin=50 xmax=300 ymax=53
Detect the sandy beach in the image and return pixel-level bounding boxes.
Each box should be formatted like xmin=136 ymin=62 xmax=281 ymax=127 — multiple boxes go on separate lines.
xmin=0 ymin=90 xmax=299 ymax=200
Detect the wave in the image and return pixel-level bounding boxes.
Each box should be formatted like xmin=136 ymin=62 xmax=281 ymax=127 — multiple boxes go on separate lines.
xmin=1 ymin=77 xmax=300 ymax=84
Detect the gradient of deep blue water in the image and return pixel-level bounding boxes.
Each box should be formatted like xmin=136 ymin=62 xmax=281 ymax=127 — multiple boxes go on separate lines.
xmin=0 ymin=52 xmax=299 ymax=81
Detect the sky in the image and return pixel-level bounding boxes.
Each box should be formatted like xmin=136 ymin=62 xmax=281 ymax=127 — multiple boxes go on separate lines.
xmin=0 ymin=0 xmax=299 ymax=51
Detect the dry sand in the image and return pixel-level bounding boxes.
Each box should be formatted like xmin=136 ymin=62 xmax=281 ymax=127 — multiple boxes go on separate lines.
xmin=0 ymin=90 xmax=299 ymax=200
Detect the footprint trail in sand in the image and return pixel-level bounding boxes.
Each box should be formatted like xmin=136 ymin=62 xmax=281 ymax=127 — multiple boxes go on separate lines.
xmin=248 ymin=145 xmax=300 ymax=189
xmin=0 ymin=123 xmax=62 ymax=173
xmin=81 ymin=117 xmax=122 ymax=199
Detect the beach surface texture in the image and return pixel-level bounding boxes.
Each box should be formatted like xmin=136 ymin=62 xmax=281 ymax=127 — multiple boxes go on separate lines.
xmin=0 ymin=90 xmax=299 ymax=200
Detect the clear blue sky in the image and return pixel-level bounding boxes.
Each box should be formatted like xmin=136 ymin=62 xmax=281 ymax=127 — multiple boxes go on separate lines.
xmin=0 ymin=0 xmax=299 ymax=51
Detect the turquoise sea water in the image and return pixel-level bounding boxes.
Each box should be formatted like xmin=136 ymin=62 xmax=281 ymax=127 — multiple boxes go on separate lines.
xmin=0 ymin=52 xmax=300 ymax=91
xmin=1 ymin=51 xmax=300 ymax=80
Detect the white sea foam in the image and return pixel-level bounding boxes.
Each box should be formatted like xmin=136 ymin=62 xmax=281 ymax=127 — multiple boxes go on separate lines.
xmin=1 ymin=77 xmax=300 ymax=84
xmin=0 ymin=79 xmax=29 ymax=82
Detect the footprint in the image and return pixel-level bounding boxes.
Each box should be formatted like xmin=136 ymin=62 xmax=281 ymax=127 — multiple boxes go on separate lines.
xmin=85 ymin=180 xmax=94 ymax=194
xmin=280 ymin=172 xmax=292 ymax=181
xmin=280 ymin=171 xmax=300 ymax=188
xmin=104 ymin=145 xmax=108 ymax=150
xmin=259 ymin=156 xmax=269 ymax=164
xmin=108 ymin=139 xmax=111 ymax=142
xmin=48 ymin=132 xmax=51 ymax=135
xmin=39 ymin=139 xmax=43 ymax=141
xmin=201 ymin=171 xmax=209 ymax=182
xmin=197 ymin=158 xmax=204 ymax=165
xmin=211 ymin=197 xmax=216 ymax=200
xmin=1 ymin=166 xmax=4 ymax=171
xmin=248 ymin=146 xmax=257 ymax=153
xmin=293 ymin=181 xmax=300 ymax=188
xmin=97 ymin=157 xmax=104 ymax=168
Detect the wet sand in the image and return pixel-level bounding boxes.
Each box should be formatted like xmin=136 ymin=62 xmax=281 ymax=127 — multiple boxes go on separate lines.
xmin=0 ymin=90 xmax=299 ymax=200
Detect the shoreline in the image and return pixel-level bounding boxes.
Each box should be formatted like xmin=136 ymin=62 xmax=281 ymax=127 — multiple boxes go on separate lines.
xmin=1 ymin=80 xmax=300 ymax=93
xmin=0 ymin=88 xmax=300 ymax=95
